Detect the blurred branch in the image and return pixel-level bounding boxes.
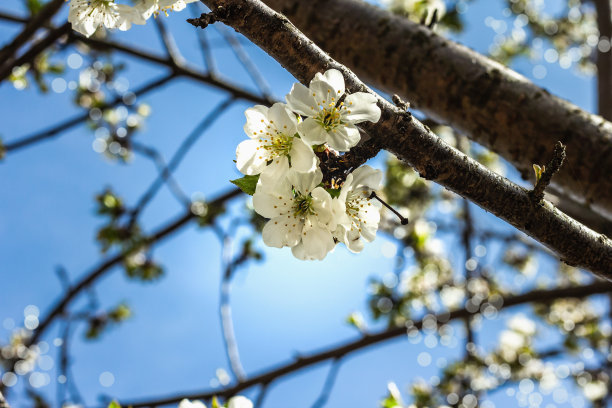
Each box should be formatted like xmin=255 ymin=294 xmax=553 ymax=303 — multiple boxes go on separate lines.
xmin=127 ymin=96 xmax=235 ymax=226
xmin=26 ymin=187 xmax=243 ymax=347
xmin=131 ymin=142 xmax=192 ymax=208
xmin=217 ymin=229 xmax=247 ymax=381
xmin=121 ymin=281 xmax=612 ymax=407
xmin=310 ymin=358 xmax=342 ymax=408
xmin=0 ymin=11 xmax=272 ymax=102
xmin=0 ymin=0 xmax=64 ymax=63
xmin=217 ymin=24 xmax=273 ymax=99
xmin=153 ymin=17 xmax=184 ymax=65
xmin=193 ymin=0 xmax=612 ymax=277
xmin=4 ymin=73 xmax=175 ymax=153
xmin=0 ymin=22 xmax=71 ymax=82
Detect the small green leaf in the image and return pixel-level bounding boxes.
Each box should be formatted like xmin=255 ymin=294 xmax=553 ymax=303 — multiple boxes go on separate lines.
xmin=325 ymin=188 xmax=341 ymax=198
xmin=0 ymin=138 xmax=5 ymax=161
xmin=108 ymin=401 xmax=121 ymax=408
xmin=211 ymin=396 xmax=221 ymax=408
xmin=533 ymin=164 xmax=544 ymax=183
xmin=230 ymin=174 xmax=260 ymax=196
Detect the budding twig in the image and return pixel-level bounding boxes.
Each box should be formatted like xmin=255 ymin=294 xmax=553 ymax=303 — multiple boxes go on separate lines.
xmin=186 ymin=12 xmax=218 ymax=29
xmin=529 ymin=141 xmax=566 ymax=204
xmin=370 ymin=191 xmax=409 ymax=225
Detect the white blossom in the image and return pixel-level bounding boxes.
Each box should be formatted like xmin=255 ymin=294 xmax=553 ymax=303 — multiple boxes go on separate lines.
xmin=68 ymin=0 xmax=145 ymax=37
xmin=583 ymin=381 xmax=608 ymax=401
xmin=332 ymin=165 xmax=382 ymax=252
xmin=508 ymin=314 xmax=536 ymax=336
xmin=227 ymin=396 xmax=254 ymax=408
xmin=252 ymin=169 xmax=336 ymax=260
xmin=286 ymin=69 xmax=381 ymax=152
xmin=440 ymin=286 xmax=465 ymax=309
xmin=177 ymin=399 xmax=206 ymax=408
xmin=136 ymin=0 xmax=198 ymax=19
xmin=236 ymin=103 xmax=317 ymax=185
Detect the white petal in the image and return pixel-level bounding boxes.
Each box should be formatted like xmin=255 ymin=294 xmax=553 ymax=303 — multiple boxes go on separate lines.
xmin=287 ymin=167 xmax=322 ymax=193
xmin=252 ymin=188 xmax=290 ymax=219
xmin=228 ymin=396 xmax=254 ymax=408
xmin=243 ymin=105 xmax=270 ymax=138
xmin=262 ymin=216 xmax=302 ymax=248
xmin=350 ymin=165 xmax=383 ymax=190
xmin=343 ymin=92 xmax=381 ymax=123
xmin=326 ymin=124 xmax=360 ymax=152
xmin=298 ymin=218 xmax=335 ymax=260
xmin=268 ymin=103 xmax=298 ymax=134
xmin=310 ymin=187 xmax=333 ymax=225
xmin=286 ymin=82 xmax=318 ymax=117
xmin=321 ymin=69 xmax=346 ymax=95
xmin=259 ymin=156 xmax=290 ymax=186
xmin=310 ymin=76 xmax=337 ymax=107
xmin=289 ymin=137 xmax=317 ymax=173
xmin=235 ymin=139 xmax=267 ymax=175
xmin=298 ymin=117 xmax=328 ymax=145
xmin=344 ymin=228 xmax=366 ymax=253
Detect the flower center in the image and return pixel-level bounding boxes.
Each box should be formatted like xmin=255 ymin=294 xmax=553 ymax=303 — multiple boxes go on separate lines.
xmin=316 ymin=107 xmax=342 ymax=131
xmin=346 ymin=191 xmax=371 ymax=229
xmin=293 ymin=194 xmax=314 ymax=217
xmin=261 ymin=133 xmax=293 ymax=159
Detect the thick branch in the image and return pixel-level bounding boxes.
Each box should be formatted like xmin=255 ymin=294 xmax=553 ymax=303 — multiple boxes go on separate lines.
xmin=195 ymin=0 xmax=612 ymax=276
xmin=121 ymin=281 xmax=612 ymax=407
xmin=594 ymin=0 xmax=612 ymax=120
xmin=262 ymin=0 xmax=612 ymax=224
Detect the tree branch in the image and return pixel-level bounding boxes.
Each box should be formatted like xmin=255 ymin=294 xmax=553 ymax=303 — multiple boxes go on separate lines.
xmin=120 ymin=281 xmax=612 ymax=407
xmin=26 ymin=188 xmax=243 ymax=347
xmin=193 ymin=0 xmax=612 ymax=277
xmin=262 ymin=0 xmax=612 ymax=224
xmin=594 ymin=0 xmax=612 ymax=121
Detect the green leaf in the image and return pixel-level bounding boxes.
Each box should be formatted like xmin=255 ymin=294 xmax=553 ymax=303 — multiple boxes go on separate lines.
xmin=325 ymin=188 xmax=341 ymax=198
xmin=533 ymin=164 xmax=544 ymax=183
xmin=230 ymin=174 xmax=260 ymax=196
xmin=108 ymin=401 xmax=121 ymax=408
xmin=0 ymin=138 xmax=5 ymax=161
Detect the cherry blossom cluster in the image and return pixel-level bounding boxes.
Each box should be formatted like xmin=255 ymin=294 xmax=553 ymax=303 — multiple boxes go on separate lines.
xmin=234 ymin=69 xmax=384 ymax=260
xmin=68 ymin=0 xmax=197 ymax=37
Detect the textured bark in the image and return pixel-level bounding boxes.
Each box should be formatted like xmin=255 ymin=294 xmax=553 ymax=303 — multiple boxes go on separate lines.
xmin=262 ymin=0 xmax=612 ymax=225
xmin=594 ymin=0 xmax=612 ymax=121
xmin=195 ymin=0 xmax=612 ymax=277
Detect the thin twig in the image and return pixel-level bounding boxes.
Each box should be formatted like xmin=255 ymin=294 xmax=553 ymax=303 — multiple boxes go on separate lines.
xmin=530 ymin=141 xmax=567 ymax=204
xmin=127 ymin=97 xmax=235 ymax=226
xmin=5 ymin=73 xmax=175 ymax=153
xmin=131 ymin=142 xmax=192 ymax=208
xmin=217 ymin=24 xmax=273 ymax=99
xmin=310 ymin=359 xmax=342 ymax=408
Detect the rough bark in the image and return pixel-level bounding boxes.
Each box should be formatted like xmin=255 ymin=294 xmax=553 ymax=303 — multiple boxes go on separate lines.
xmin=262 ymin=0 xmax=612 ymax=226
xmin=594 ymin=0 xmax=612 ymax=120
xmin=195 ymin=0 xmax=612 ymax=277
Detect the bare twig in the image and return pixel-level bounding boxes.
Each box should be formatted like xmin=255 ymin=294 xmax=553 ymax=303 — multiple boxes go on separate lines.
xmin=310 ymin=359 xmax=342 ymax=408
xmin=131 ymin=142 xmax=192 ymax=207
xmin=530 ymin=141 xmax=566 ymax=204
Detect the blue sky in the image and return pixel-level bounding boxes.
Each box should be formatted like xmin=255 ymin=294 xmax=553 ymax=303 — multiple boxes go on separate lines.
xmin=0 ymin=0 xmax=603 ymax=407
